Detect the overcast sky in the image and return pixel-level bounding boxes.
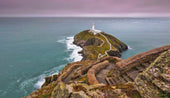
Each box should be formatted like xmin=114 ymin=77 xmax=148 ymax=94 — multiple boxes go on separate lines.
xmin=0 ymin=0 xmax=170 ymax=17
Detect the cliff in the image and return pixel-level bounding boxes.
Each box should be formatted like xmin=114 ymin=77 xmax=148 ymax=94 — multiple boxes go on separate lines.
xmin=26 ymin=30 xmax=170 ymax=98
xmin=135 ymin=49 xmax=170 ymax=98
xmin=73 ymin=30 xmax=128 ymax=60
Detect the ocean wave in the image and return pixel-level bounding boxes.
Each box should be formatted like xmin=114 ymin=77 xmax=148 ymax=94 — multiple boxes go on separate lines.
xmin=33 ymin=65 xmax=62 ymax=89
xmin=19 ymin=64 xmax=63 ymax=93
xmin=34 ymin=74 xmax=45 ymax=89
xmin=57 ymin=36 xmax=83 ymax=62
xmin=65 ymin=37 xmax=83 ymax=62
xmin=20 ymin=36 xmax=83 ymax=92
xmin=128 ymin=46 xmax=132 ymax=50
xmin=56 ymin=39 xmax=65 ymax=43
xmin=19 ymin=75 xmax=38 ymax=94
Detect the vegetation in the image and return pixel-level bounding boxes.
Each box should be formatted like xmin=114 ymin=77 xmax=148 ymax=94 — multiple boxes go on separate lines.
xmin=74 ymin=30 xmax=126 ymax=60
xmin=76 ymin=75 xmax=87 ymax=83
xmin=73 ymin=84 xmax=87 ymax=92
xmin=107 ymin=69 xmax=114 ymax=77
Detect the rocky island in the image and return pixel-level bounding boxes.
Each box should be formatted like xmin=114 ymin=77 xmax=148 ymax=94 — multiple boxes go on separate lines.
xmin=26 ymin=28 xmax=170 ymax=98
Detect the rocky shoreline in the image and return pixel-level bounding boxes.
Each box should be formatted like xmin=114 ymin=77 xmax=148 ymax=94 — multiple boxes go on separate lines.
xmin=26 ymin=30 xmax=170 ymax=98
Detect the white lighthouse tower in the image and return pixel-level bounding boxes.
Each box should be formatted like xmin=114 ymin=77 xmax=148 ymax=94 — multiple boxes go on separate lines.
xmin=92 ymin=23 xmax=95 ymax=30
xmin=89 ymin=23 xmax=101 ymax=35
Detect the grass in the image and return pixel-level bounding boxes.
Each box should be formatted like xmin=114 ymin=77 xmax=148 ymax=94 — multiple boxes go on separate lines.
xmin=74 ymin=30 xmax=127 ymax=60
xmin=107 ymin=69 xmax=114 ymax=77
xmin=76 ymin=75 xmax=87 ymax=83
xmin=75 ymin=30 xmax=117 ymax=60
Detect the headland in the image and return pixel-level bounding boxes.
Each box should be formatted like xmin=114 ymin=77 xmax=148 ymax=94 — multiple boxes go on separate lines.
xmin=26 ymin=28 xmax=170 ymax=98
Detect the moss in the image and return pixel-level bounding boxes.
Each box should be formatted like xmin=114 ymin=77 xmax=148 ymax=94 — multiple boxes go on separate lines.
xmin=76 ymin=75 xmax=87 ymax=83
xmin=116 ymin=77 xmax=120 ymax=80
xmin=107 ymin=69 xmax=114 ymax=77
xmin=90 ymin=85 xmax=115 ymax=93
xmin=51 ymin=82 xmax=70 ymax=98
xmin=41 ymin=93 xmax=51 ymax=98
xmin=73 ymin=84 xmax=87 ymax=92
xmin=158 ymin=91 xmax=170 ymax=98
xmin=115 ymin=83 xmax=141 ymax=98
xmin=74 ymin=72 xmax=78 ymax=75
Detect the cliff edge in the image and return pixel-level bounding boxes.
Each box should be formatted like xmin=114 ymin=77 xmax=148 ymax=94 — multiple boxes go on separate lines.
xmin=26 ymin=30 xmax=170 ymax=98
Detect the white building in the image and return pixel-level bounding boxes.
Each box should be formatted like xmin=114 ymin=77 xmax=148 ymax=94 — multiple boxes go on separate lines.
xmin=89 ymin=23 xmax=101 ymax=35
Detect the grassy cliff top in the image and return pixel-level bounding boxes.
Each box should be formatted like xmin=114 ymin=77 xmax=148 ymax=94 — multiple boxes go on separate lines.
xmin=74 ymin=30 xmax=127 ymax=60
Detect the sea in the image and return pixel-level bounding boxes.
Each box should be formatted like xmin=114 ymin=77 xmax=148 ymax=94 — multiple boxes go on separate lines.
xmin=0 ymin=17 xmax=170 ymax=98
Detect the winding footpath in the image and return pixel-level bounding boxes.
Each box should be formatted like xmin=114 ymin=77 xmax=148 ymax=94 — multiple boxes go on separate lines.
xmin=97 ymin=33 xmax=112 ymax=59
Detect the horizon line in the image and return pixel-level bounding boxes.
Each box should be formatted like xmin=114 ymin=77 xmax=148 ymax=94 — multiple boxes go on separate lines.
xmin=1 ymin=16 xmax=170 ymax=18
xmin=1 ymin=13 xmax=170 ymax=18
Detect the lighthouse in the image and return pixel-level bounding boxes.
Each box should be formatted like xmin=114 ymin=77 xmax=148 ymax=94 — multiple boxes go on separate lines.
xmin=89 ymin=23 xmax=102 ymax=35
xmin=92 ymin=23 xmax=95 ymax=30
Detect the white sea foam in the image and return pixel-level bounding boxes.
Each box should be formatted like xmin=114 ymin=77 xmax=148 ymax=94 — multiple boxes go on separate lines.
xmin=56 ymin=39 xmax=65 ymax=43
xmin=19 ymin=65 xmax=63 ymax=91
xmin=57 ymin=37 xmax=83 ymax=62
xmin=128 ymin=46 xmax=132 ymax=50
xmin=34 ymin=71 xmax=60 ymax=89
xmin=22 ymin=37 xmax=83 ymax=90
xmin=34 ymin=75 xmax=45 ymax=89
xmin=33 ymin=65 xmax=62 ymax=89
xmin=65 ymin=37 xmax=83 ymax=62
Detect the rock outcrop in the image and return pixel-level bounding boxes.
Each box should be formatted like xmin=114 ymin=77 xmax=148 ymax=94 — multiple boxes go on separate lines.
xmin=105 ymin=45 xmax=170 ymax=86
xmin=73 ymin=30 xmax=128 ymax=60
xmin=135 ymin=49 xmax=170 ymax=98
xmin=87 ymin=60 xmax=110 ymax=85
xmin=26 ymin=30 xmax=170 ymax=98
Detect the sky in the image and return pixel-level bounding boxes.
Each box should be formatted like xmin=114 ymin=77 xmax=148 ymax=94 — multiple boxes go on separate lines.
xmin=0 ymin=0 xmax=170 ymax=17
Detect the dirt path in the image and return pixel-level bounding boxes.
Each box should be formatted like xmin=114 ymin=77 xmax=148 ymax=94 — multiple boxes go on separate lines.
xmin=98 ymin=33 xmax=112 ymax=58
xmin=99 ymin=33 xmax=112 ymax=50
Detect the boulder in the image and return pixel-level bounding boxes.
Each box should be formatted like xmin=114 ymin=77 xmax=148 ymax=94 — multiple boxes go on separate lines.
xmin=107 ymin=50 xmax=121 ymax=57
xmin=42 ymin=74 xmax=58 ymax=87
xmin=51 ymin=82 xmax=71 ymax=98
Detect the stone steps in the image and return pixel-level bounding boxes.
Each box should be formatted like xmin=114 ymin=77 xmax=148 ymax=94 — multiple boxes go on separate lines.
xmin=127 ymin=70 xmax=140 ymax=80
xmin=105 ymin=73 xmax=134 ymax=85
xmin=105 ymin=63 xmax=153 ymax=85
xmin=98 ymin=58 xmax=155 ymax=86
xmin=96 ymin=69 xmax=110 ymax=77
xmin=122 ymin=74 xmax=132 ymax=82
xmin=96 ymin=63 xmax=115 ymax=84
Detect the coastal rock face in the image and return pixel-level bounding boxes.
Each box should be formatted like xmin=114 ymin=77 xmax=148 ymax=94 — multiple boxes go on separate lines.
xmin=105 ymin=45 xmax=170 ymax=86
xmin=49 ymin=82 xmax=139 ymax=98
xmin=51 ymin=82 xmax=70 ymax=98
xmin=26 ymin=46 xmax=170 ymax=98
xmin=135 ymin=49 xmax=170 ymax=98
xmin=73 ymin=30 xmax=128 ymax=60
xmin=26 ymin=29 xmax=170 ymax=98
xmin=42 ymin=74 xmax=58 ymax=87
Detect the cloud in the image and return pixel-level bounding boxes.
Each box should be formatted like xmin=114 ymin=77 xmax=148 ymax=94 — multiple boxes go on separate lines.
xmin=0 ymin=0 xmax=170 ymax=16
